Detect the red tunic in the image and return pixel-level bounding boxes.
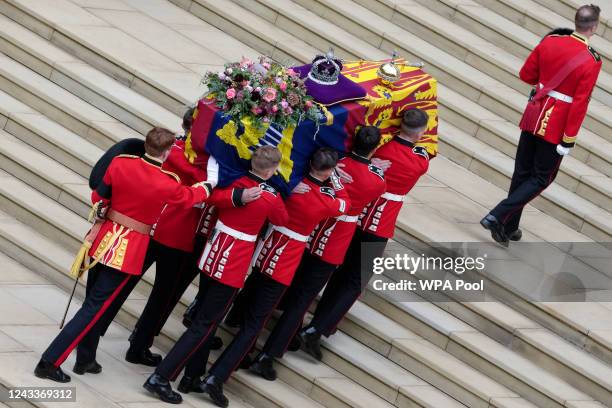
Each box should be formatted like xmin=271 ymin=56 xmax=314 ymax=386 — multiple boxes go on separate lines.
xmin=89 ymin=154 xmax=210 ymax=275
xmin=254 ymin=174 xmax=350 ymax=285
xmin=309 ymin=153 xmax=386 ymax=265
xmin=151 ymin=141 xmax=219 ymax=252
xmin=359 ymin=138 xmax=429 ymax=238
xmin=198 ymin=173 xmax=289 ymax=288
xmin=519 ymin=32 xmax=602 ymax=147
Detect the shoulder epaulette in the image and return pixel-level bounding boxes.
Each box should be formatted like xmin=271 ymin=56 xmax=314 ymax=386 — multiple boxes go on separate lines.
xmin=116 ymin=154 xmax=140 ymax=159
xmin=588 ymin=46 xmax=601 ymax=62
xmin=161 ymin=169 xmax=181 ymax=183
xmin=412 ymin=146 xmax=429 ymax=160
xmin=260 ymin=183 xmax=278 ymax=195
xmin=320 ymin=186 xmax=335 ymax=198
xmin=368 ymin=164 xmax=385 ymax=179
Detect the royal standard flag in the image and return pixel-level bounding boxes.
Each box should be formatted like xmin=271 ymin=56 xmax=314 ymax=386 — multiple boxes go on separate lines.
xmin=186 ymin=61 xmax=437 ymax=195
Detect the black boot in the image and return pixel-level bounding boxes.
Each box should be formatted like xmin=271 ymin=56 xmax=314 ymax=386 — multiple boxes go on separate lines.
xmin=126 ymin=348 xmax=162 ymax=367
xmin=177 ymin=375 xmax=203 ymax=394
xmin=34 ymin=359 xmax=71 ymax=383
xmin=507 ymin=229 xmax=522 ymax=241
xmin=238 ymin=354 xmax=253 ymax=370
xmin=143 ymin=373 xmax=182 ymax=404
xmin=202 ymin=375 xmax=228 ymax=408
xmin=249 ymin=353 xmax=276 ymax=381
xmin=480 ymin=214 xmax=509 ymax=247
xmin=208 ymin=336 xmax=224 ymax=351
xmin=299 ymin=328 xmax=323 ymax=361
xmin=73 ymin=360 xmax=102 ymax=375
xmin=287 ymin=333 xmax=301 ymax=352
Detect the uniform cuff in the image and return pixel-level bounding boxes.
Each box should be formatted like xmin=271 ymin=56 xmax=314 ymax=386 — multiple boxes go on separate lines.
xmin=232 ymin=188 xmax=245 ymax=207
xmin=562 ymin=134 xmax=576 ymax=148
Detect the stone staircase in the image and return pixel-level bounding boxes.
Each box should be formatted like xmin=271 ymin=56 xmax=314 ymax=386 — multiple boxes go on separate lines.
xmin=0 ymin=0 xmax=609 ymax=407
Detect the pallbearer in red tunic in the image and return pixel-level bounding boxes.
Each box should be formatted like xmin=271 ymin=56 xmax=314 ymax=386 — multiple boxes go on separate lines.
xmin=299 ymin=110 xmax=430 ymax=361
xmin=145 ymin=146 xmax=287 ymax=405
xmin=198 ymin=148 xmax=349 ymax=407
xmin=35 ymin=128 xmax=211 ymax=384
xmin=126 ymin=133 xmax=221 ymax=367
xmin=482 ymin=5 xmax=602 ymax=245
xmin=247 ymin=126 xmax=386 ymax=382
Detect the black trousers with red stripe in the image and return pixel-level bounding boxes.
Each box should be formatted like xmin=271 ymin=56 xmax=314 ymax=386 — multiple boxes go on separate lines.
xmin=155 ymin=274 xmax=238 ymax=381
xmin=490 ymin=131 xmax=563 ymax=233
xmin=209 ymin=270 xmax=286 ymax=381
xmin=309 ymin=229 xmax=387 ymax=336
xmin=257 ymin=251 xmax=337 ymax=358
xmin=129 ymin=239 xmax=201 ymax=352
xmin=42 ymin=264 xmax=140 ymax=367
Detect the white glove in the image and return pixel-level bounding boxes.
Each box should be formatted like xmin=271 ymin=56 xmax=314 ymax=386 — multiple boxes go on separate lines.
xmin=556 ymin=145 xmax=570 ymax=156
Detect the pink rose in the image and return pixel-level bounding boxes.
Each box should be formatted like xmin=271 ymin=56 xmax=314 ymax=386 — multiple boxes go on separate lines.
xmin=281 ymin=99 xmax=289 ymax=109
xmin=251 ymin=106 xmax=263 ymax=115
xmin=240 ymin=57 xmax=253 ymax=67
xmin=226 ymin=88 xmax=236 ymax=99
xmin=262 ymin=62 xmax=271 ymax=69
xmin=286 ymin=68 xmax=296 ymax=77
xmin=305 ymin=100 xmax=314 ymax=108
xmin=272 ymin=105 xmax=279 ymax=113
xmin=262 ymin=87 xmax=277 ymax=102
xmin=279 ymin=81 xmax=287 ymax=91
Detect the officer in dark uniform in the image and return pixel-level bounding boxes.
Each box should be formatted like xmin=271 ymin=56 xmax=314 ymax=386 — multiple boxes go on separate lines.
xmin=481 ymin=4 xmax=602 ymax=245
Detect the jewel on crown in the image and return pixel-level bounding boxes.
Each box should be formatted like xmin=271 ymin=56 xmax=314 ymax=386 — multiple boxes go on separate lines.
xmin=307 ymin=48 xmax=343 ymax=85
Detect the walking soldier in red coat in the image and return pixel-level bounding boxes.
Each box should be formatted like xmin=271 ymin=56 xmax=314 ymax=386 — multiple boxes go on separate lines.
xmin=296 ymin=110 xmax=430 ymax=360
xmin=241 ymin=126 xmax=386 ymax=381
xmin=144 ymin=146 xmax=288 ymax=405
xmin=481 ymin=4 xmax=602 ymax=245
xmin=195 ymin=147 xmax=350 ymax=407
xmin=34 ymin=128 xmax=212 ymax=383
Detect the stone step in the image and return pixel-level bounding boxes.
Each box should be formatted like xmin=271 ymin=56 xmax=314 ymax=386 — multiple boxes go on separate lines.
xmin=412 ymin=157 xmax=612 ymax=365
xmin=438 ymin=84 xmax=612 ymax=179
xmin=298 ymin=0 xmax=612 ymax=177
xmin=0 ymin=0 xmax=261 ymax=115
xmin=239 ymin=0 xmax=612 ymax=141
xmin=374 ymin=258 xmax=612 ymax=405
xmin=0 ymin=52 xmax=141 ymax=151
xmin=0 ymin=90 xmax=102 ymax=179
xmin=311 ymin=0 xmax=612 ymax=108
xmin=530 ymin=0 xmax=612 ymax=42
xmin=438 ymin=120 xmax=612 ymax=240
xmin=475 ymin=0 xmax=612 ymax=65
xmin=0 ymin=13 xmax=181 ymax=136
xmin=0 ymin=130 xmax=91 ymax=219
xmin=358 ymin=279 xmax=605 ymax=408
xmin=330 ymin=301 xmax=540 ymax=408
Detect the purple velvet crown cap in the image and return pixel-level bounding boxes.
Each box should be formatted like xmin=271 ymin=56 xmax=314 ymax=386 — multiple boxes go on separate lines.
xmin=292 ymin=63 xmax=366 ymax=106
